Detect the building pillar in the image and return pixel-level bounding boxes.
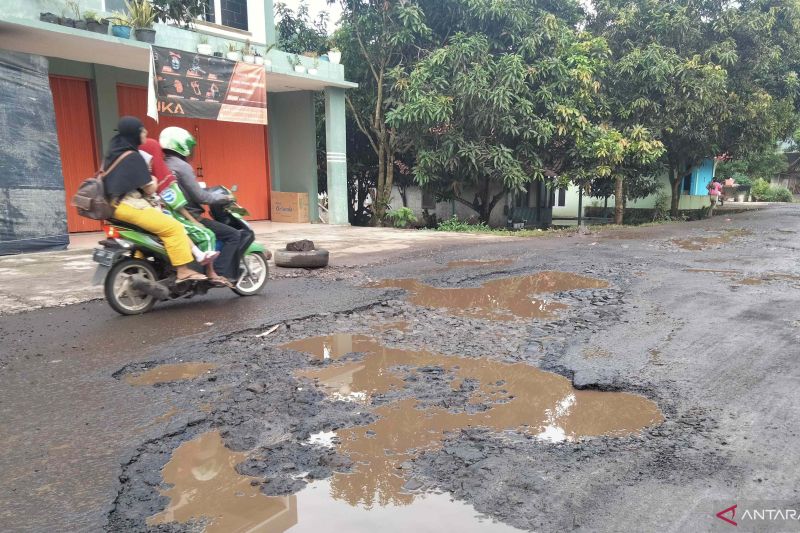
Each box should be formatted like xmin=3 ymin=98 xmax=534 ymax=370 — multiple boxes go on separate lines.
xmin=264 ymin=0 xmax=276 ymax=45
xmin=92 ymin=64 xmax=120 ymax=155
xmin=325 ymin=87 xmax=349 ymax=225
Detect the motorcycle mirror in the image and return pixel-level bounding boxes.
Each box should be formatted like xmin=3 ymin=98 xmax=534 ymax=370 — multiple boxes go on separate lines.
xmin=198 ymin=181 xmax=207 ymax=188
xmin=231 ymin=185 xmax=238 ymax=193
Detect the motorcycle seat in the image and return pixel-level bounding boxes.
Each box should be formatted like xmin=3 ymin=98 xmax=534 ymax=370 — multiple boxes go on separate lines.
xmin=107 ymin=218 xmax=154 ymax=236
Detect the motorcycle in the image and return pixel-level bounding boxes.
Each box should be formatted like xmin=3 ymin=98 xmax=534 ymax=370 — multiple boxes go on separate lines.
xmin=91 ymin=185 xmax=270 ymax=315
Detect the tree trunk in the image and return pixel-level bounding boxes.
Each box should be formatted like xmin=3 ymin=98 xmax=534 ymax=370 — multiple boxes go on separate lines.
xmin=614 ymin=174 xmax=624 ymax=225
xmin=669 ymin=166 xmax=681 ymax=217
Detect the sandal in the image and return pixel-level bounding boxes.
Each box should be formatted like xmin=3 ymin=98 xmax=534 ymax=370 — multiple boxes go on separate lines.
xmin=209 ymin=276 xmax=234 ymax=288
xmin=176 ymin=272 xmax=208 ymax=284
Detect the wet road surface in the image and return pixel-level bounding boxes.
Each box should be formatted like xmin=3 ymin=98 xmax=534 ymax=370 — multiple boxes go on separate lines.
xmin=2 ymin=205 xmax=800 ymax=532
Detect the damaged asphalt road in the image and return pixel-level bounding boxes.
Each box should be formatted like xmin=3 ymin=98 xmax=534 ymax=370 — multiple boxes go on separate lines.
xmin=2 ymin=205 xmax=800 ymax=532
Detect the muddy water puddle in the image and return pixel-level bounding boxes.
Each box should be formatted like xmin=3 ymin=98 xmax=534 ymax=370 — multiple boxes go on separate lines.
xmin=671 ymin=228 xmax=752 ymax=251
xmin=125 ymin=362 xmax=217 ymax=386
xmin=151 ymin=430 xmax=521 ymax=532
xmin=282 ymin=335 xmax=662 ymax=509
xmin=368 ymin=271 xmax=609 ymax=320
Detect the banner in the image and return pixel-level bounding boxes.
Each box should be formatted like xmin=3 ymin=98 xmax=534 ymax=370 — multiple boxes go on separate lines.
xmin=150 ymin=46 xmax=267 ymax=125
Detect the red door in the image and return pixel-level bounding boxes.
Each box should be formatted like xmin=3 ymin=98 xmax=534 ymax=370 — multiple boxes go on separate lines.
xmin=116 ymin=84 xmax=271 ymax=219
xmin=50 ymin=76 xmax=101 ymax=233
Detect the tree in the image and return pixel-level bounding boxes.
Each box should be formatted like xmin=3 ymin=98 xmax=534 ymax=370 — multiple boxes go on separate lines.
xmin=275 ymin=1 xmax=329 ymax=55
xmin=151 ymin=0 xmax=207 ymax=27
xmin=331 ymin=0 xmax=431 ymax=225
xmin=386 ymin=1 xmax=662 ymax=223
xmin=592 ymin=0 xmax=800 ymax=216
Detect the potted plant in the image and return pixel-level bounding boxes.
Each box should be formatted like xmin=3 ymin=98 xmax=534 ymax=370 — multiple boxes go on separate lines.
xmin=62 ymin=1 xmax=87 ymax=29
xmin=253 ymin=49 xmax=264 ymax=66
xmin=288 ymin=54 xmax=306 ymax=74
xmin=260 ymin=43 xmax=276 ymax=68
xmin=242 ymin=39 xmax=255 ymax=64
xmin=197 ymin=35 xmax=213 ymax=55
xmin=126 ymin=0 xmax=157 ymax=43
xmin=328 ymin=47 xmax=341 ymax=64
xmin=83 ymin=11 xmax=108 ymax=34
xmin=309 ymin=57 xmax=320 ymax=75
xmin=226 ymin=42 xmax=242 ymax=62
xmin=109 ymin=12 xmax=132 ymax=38
xmin=40 ymin=10 xmax=60 ymax=24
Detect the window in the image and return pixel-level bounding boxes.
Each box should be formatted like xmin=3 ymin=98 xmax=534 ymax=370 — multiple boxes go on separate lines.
xmin=421 ymin=190 xmax=436 ymax=210
xmin=557 ymin=188 xmax=566 ymax=207
xmin=206 ymin=0 xmax=249 ymax=31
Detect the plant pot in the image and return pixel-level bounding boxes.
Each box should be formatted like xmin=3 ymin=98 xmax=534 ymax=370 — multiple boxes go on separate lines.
xmin=243 ymin=54 xmax=255 ymax=64
xmin=213 ymin=52 xmax=223 ymax=58
xmin=135 ymin=28 xmax=156 ymax=44
xmin=320 ymin=54 xmax=330 ymax=62
xmin=328 ymin=50 xmax=341 ymax=64
xmin=226 ymin=51 xmax=242 ymax=62
xmin=87 ymin=20 xmax=109 ymax=34
xmin=294 ymin=65 xmax=307 ymax=74
xmin=60 ymin=18 xmax=76 ymax=28
xmin=75 ymin=20 xmax=88 ymax=30
xmin=40 ymin=12 xmax=59 ymax=24
xmin=254 ymin=56 xmax=264 ymax=65
xmin=197 ymin=43 xmax=213 ymax=55
xmin=111 ymin=25 xmax=131 ymax=39
xmin=263 ymin=58 xmax=272 ymax=68
xmin=308 ymin=68 xmax=318 ymax=75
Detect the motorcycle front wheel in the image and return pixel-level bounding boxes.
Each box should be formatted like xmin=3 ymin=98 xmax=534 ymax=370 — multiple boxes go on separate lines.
xmin=232 ymin=252 xmax=269 ymax=296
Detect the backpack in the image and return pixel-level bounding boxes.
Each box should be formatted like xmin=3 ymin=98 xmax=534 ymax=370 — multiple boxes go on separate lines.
xmin=71 ymin=151 xmax=135 ymax=220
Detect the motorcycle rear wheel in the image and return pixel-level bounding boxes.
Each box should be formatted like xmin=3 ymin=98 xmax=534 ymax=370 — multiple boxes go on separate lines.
xmin=105 ymin=259 xmax=158 ymax=315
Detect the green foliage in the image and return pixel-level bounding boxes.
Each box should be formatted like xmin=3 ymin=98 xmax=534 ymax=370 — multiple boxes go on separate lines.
xmin=717 ymin=149 xmax=788 ymax=184
xmin=751 ymin=178 xmax=772 ymax=200
xmin=125 ymin=0 xmax=156 ymax=29
xmin=275 ymin=2 xmax=329 ymax=55
xmin=436 ymin=216 xmax=490 ymax=233
xmin=151 ymin=0 xmax=207 ymax=27
xmin=592 ymin=0 xmax=800 ymax=215
xmin=752 ymin=178 xmax=794 ymax=202
xmin=651 ymin=191 xmax=671 ymax=222
xmin=386 ymin=1 xmax=662 ymax=223
xmin=386 ymin=207 xmax=417 ymax=228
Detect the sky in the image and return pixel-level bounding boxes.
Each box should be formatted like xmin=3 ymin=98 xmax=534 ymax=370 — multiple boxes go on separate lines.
xmin=277 ymin=0 xmax=344 ymax=33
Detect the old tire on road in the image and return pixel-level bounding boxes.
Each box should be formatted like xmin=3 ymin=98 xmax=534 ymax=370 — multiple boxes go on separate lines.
xmin=274 ymin=248 xmax=329 ymax=269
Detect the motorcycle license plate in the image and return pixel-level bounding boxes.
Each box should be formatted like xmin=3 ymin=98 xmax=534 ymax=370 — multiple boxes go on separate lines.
xmin=92 ymin=248 xmax=119 ymax=266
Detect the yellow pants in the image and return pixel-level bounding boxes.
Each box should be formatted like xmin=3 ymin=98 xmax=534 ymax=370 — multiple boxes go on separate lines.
xmin=113 ymin=203 xmax=194 ymax=267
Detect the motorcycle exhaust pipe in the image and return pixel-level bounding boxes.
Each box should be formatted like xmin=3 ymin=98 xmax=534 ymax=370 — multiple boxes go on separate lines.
xmin=130 ymin=275 xmax=170 ymax=300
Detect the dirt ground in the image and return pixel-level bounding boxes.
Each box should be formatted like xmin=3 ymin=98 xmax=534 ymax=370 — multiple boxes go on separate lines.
xmin=1 ymin=205 xmax=799 ymax=532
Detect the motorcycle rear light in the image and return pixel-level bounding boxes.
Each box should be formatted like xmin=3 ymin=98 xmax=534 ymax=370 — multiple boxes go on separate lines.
xmin=103 ymin=225 xmax=120 ymax=239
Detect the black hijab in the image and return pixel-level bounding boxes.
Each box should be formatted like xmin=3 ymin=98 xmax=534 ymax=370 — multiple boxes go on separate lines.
xmin=103 ymin=116 xmax=151 ymax=199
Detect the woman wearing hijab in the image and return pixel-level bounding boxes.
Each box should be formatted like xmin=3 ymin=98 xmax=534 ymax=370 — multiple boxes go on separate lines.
xmin=104 ymin=116 xmax=205 ymax=283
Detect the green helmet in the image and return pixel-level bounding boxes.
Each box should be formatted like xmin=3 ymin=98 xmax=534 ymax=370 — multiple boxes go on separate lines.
xmin=159 ymin=126 xmax=196 ymax=157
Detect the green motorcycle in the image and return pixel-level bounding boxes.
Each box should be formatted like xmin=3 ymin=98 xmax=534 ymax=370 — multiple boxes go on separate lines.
xmin=92 ymin=186 xmax=270 ymax=315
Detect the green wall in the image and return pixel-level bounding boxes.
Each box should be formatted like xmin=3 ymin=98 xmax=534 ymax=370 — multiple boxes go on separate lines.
xmin=267 ymin=91 xmax=319 ymax=221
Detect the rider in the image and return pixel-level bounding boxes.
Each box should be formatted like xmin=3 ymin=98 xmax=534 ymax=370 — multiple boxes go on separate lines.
xmin=103 ymin=117 xmax=206 ymax=283
xmin=159 ymin=127 xmax=242 ymax=284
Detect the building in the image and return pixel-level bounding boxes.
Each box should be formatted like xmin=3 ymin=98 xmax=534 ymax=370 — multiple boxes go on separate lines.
xmin=0 ymin=0 xmax=354 ymax=254
xmin=552 ymin=159 xmax=716 ymax=223
xmin=772 ymin=152 xmax=800 ymax=194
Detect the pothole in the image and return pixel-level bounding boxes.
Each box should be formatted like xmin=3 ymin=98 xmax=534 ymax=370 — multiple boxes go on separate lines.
xmin=367 ymin=271 xmax=609 ymax=321
xmin=283 ymin=335 xmax=663 ymax=507
xmin=150 ymin=429 xmax=522 ymax=532
xmin=124 ymin=362 xmax=217 ymax=386
xmin=671 ymin=228 xmax=752 ymax=250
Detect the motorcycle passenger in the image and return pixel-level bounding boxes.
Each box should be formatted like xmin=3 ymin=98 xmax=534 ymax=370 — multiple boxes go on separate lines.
xmin=138 ymin=139 xmax=229 ymax=286
xmin=160 ymin=127 xmax=242 ymax=284
xmin=103 ymin=117 xmax=206 ymax=283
